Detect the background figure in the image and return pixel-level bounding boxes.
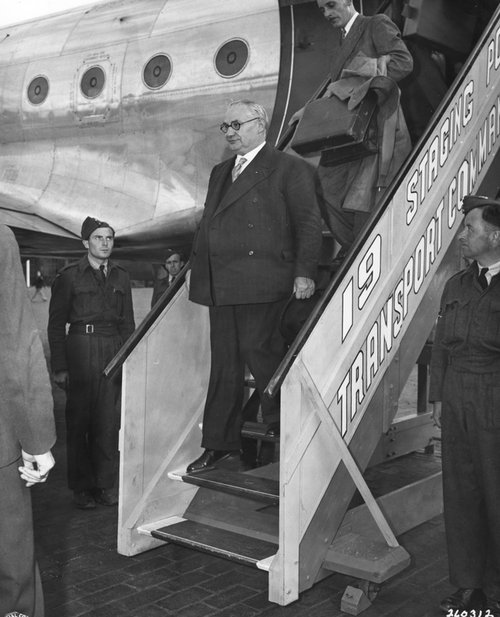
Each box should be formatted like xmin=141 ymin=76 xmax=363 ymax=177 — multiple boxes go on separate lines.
xmin=430 ymin=195 xmax=500 ymax=616
xmin=187 ymin=99 xmax=322 ymax=472
xmin=0 ymin=225 xmax=56 ymax=617
xmin=474 ymin=0 xmax=500 ymax=41
xmin=150 ymin=249 xmax=185 ymax=308
xmin=48 ymin=217 xmax=135 ymax=510
xmin=31 ymin=269 xmax=47 ymax=302
xmin=296 ymin=0 xmax=413 ymax=259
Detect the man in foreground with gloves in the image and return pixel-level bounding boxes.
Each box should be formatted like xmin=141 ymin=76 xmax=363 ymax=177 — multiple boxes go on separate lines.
xmin=0 ymin=224 xmax=56 ymax=617
xmin=48 ymin=217 xmax=135 ymax=509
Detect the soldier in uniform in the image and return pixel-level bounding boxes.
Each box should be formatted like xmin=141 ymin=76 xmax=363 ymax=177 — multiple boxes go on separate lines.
xmin=48 ymin=217 xmax=135 ymax=509
xmin=430 ymin=195 xmax=500 ymax=615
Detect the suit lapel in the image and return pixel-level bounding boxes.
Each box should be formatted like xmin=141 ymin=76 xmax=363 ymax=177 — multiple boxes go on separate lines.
xmin=330 ymin=15 xmax=369 ymax=81
xmin=204 ymin=158 xmax=234 ymax=215
xmin=213 ymin=144 xmax=275 ymax=216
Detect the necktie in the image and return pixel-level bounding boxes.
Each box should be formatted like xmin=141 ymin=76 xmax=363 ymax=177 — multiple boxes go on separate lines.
xmin=232 ymin=157 xmax=247 ymax=182
xmin=341 ymin=28 xmax=347 ymax=40
xmin=478 ymin=267 xmax=489 ymax=289
xmin=99 ymin=264 xmax=106 ymax=284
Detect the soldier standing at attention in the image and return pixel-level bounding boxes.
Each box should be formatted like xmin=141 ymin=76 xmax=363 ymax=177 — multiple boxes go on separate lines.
xmin=48 ymin=217 xmax=135 ymax=509
xmin=430 ymin=195 xmax=500 ymax=615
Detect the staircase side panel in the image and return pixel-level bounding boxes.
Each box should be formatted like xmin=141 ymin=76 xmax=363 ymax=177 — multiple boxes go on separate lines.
xmin=272 ymin=11 xmax=500 ymax=598
xmin=303 ymin=25 xmax=500 ymax=441
xmin=118 ymin=285 xmax=211 ymax=555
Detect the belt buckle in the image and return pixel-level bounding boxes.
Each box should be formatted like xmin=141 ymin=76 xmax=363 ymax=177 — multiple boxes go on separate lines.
xmin=85 ymin=324 xmax=94 ymax=334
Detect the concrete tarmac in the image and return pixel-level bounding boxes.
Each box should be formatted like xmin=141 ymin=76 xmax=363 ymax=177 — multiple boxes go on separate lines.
xmin=29 ymin=287 xmax=453 ymax=617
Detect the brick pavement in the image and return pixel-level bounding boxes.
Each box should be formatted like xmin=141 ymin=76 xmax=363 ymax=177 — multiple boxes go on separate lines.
xmin=29 ymin=289 xmax=452 ymax=617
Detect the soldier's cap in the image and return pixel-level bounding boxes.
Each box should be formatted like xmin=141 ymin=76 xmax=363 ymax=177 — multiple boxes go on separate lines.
xmin=462 ymin=194 xmax=500 ymax=215
xmin=81 ymin=216 xmax=115 ymax=240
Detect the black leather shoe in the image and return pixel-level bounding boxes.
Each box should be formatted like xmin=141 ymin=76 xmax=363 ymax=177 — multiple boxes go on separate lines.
xmin=93 ymin=488 xmax=118 ymax=506
xmin=439 ymin=588 xmax=485 ymax=613
xmin=487 ymin=598 xmax=500 ymax=616
xmin=73 ymin=490 xmax=96 ymax=510
xmin=265 ymin=421 xmax=280 ymax=438
xmin=186 ymin=449 xmax=231 ymax=473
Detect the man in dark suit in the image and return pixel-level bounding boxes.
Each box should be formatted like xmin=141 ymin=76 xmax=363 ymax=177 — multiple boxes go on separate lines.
xmin=187 ymin=99 xmax=322 ymax=472
xmin=295 ymin=0 xmax=413 ymax=258
xmin=151 ymin=250 xmax=185 ymax=308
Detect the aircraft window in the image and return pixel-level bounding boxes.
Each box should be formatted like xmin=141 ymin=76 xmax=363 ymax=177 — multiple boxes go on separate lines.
xmin=27 ymin=76 xmax=49 ymax=105
xmin=81 ymin=66 xmax=105 ymax=99
xmin=215 ymin=39 xmax=249 ymax=78
xmin=143 ymin=54 xmax=172 ymax=90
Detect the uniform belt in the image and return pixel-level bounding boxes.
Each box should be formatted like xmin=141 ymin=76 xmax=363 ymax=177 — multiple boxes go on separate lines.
xmin=69 ymin=322 xmax=119 ymax=336
xmin=448 ymin=354 xmax=500 ymax=373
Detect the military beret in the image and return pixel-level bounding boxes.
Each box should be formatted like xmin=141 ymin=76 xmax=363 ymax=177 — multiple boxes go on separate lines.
xmin=81 ymin=216 xmax=115 ymax=240
xmin=462 ymin=194 xmax=500 ymax=215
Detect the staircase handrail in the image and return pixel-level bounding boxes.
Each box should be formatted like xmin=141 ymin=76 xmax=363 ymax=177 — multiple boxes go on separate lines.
xmin=104 ymin=261 xmax=190 ymax=379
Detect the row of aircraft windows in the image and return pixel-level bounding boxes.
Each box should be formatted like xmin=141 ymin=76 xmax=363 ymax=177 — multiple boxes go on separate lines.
xmin=26 ymin=39 xmax=249 ymax=105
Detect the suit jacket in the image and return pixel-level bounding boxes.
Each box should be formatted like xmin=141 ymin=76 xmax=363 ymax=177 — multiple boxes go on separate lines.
xmin=329 ymin=14 xmax=413 ymax=84
xmin=189 ymin=143 xmax=322 ymax=306
xmin=151 ymin=268 xmax=173 ymax=308
xmin=0 ymin=225 xmax=56 ymax=468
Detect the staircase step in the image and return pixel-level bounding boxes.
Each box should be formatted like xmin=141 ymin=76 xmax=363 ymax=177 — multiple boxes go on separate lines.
xmin=241 ymin=421 xmax=280 ymax=442
xmin=151 ymin=519 xmax=277 ymax=567
xmin=182 ymin=468 xmax=279 ymax=505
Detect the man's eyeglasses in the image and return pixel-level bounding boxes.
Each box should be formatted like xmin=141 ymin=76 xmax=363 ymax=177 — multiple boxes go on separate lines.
xmin=219 ymin=117 xmax=259 ymax=133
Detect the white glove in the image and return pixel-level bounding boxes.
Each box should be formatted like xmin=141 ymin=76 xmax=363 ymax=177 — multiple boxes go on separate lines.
xmin=19 ymin=450 xmax=55 ymax=487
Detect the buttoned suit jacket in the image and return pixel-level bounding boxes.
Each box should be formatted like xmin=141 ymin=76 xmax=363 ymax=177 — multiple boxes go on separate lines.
xmin=329 ymin=13 xmax=413 ymax=84
xmin=189 ymin=142 xmax=322 ymax=307
xmin=151 ymin=268 xmax=174 ymax=308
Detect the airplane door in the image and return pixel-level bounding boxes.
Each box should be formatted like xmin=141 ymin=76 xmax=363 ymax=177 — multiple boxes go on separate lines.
xmin=268 ymin=0 xmax=333 ymax=145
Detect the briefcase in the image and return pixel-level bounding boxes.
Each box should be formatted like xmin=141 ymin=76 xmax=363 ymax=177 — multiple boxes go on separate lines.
xmin=291 ymin=91 xmax=378 ymax=166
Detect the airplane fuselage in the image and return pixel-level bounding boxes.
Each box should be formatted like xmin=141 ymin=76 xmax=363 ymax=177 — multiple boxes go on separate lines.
xmin=0 ymin=0 xmax=289 ymax=258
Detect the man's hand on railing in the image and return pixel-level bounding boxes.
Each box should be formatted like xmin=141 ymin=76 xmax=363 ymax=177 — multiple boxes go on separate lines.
xmin=324 ymin=83 xmax=337 ymax=98
xmin=288 ymin=107 xmax=305 ymax=127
